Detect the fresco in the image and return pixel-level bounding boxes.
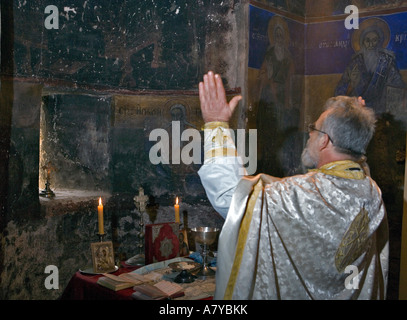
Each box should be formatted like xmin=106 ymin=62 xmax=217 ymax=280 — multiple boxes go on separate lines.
xmin=307 ymin=13 xmax=407 ymax=120
xmin=332 ymin=1 xmax=407 ymax=15
xmin=12 ymin=0 xmax=236 ymax=90
xmin=335 ymin=17 xmax=405 ymax=114
xmin=249 ymin=4 xmax=407 ymax=179
xmin=249 ymin=5 xmax=305 ymax=176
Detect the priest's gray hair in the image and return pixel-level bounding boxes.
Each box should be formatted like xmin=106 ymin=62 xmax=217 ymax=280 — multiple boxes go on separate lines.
xmin=320 ymin=96 xmax=376 ymax=158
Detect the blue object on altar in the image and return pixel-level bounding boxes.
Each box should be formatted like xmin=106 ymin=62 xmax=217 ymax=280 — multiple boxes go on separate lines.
xmin=189 ymin=252 xmax=217 ymax=267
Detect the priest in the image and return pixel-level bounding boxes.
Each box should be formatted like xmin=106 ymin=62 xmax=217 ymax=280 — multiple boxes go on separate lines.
xmin=197 ymin=71 xmax=389 ymax=300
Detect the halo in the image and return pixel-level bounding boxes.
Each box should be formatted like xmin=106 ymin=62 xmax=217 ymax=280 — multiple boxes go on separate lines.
xmin=267 ymin=15 xmax=290 ymax=47
xmin=351 ymin=17 xmax=390 ymax=52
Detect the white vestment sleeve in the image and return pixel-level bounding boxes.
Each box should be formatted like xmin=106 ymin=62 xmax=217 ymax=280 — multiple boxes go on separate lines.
xmin=198 ymin=159 xmax=243 ymax=218
xmin=197 ymin=124 xmax=246 ymax=218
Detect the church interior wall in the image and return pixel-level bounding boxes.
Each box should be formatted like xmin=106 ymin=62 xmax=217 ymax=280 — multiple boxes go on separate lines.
xmin=248 ymin=1 xmax=407 ymax=300
xmin=0 ymin=0 xmax=246 ymax=300
xmin=1 ymin=0 xmax=407 ymax=300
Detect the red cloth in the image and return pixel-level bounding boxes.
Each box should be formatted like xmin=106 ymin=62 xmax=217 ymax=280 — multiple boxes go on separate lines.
xmin=60 ymin=262 xmax=214 ymax=300
xmin=60 ymin=264 xmax=140 ymax=300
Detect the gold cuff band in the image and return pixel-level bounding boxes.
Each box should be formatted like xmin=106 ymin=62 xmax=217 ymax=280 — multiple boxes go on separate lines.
xmin=205 ymin=147 xmax=237 ymax=160
xmin=202 ymin=121 xmax=229 ymax=130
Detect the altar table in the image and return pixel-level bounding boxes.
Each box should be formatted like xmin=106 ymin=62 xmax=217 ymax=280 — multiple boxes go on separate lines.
xmin=60 ymin=264 xmax=139 ymax=300
xmin=60 ymin=260 xmax=215 ymax=300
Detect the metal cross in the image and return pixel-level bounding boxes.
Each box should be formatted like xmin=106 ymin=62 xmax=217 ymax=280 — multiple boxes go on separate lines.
xmin=134 ymin=187 xmax=148 ymax=212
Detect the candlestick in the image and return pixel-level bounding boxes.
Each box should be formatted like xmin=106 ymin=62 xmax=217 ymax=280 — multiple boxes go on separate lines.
xmin=126 ymin=188 xmax=149 ymax=266
xmin=175 ymin=197 xmax=180 ymax=223
xmin=39 ymin=162 xmax=55 ymax=198
xmin=97 ymin=233 xmax=106 ymax=242
xmin=98 ymin=197 xmax=104 ymax=235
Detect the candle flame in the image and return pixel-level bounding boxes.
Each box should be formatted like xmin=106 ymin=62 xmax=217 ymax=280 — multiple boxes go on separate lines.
xmin=176 ymin=197 xmax=179 ymax=205
xmin=99 ymin=197 xmax=102 ymax=206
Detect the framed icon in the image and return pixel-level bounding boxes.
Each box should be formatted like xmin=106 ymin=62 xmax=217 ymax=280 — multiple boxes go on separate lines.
xmin=91 ymin=241 xmax=116 ymax=273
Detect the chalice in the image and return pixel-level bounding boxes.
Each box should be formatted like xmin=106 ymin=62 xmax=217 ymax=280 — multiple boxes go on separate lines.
xmin=191 ymin=227 xmax=219 ymax=278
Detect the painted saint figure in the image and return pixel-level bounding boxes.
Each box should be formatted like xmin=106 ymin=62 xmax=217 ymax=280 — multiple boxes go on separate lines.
xmin=335 ymin=18 xmax=405 ymax=114
xmin=257 ymin=15 xmax=296 ymax=176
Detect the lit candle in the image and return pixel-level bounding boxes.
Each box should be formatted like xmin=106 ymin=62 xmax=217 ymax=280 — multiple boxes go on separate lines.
xmin=98 ymin=197 xmax=104 ymax=235
xmin=174 ymin=197 xmax=180 ymax=223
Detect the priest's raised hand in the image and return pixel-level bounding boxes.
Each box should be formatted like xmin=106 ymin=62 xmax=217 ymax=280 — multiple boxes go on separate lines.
xmin=198 ymin=71 xmax=242 ymax=123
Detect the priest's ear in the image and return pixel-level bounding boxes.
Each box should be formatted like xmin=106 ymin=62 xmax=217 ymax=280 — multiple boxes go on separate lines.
xmin=318 ymin=133 xmax=331 ymax=151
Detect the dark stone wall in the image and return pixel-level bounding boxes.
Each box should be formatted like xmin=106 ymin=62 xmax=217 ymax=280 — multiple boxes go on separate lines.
xmin=13 ymin=0 xmax=242 ymax=90
xmin=39 ymin=94 xmax=113 ymax=191
xmin=0 ymin=0 xmax=246 ymax=299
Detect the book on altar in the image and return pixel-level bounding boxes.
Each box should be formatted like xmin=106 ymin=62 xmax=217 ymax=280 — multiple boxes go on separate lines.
xmin=97 ymin=272 xmax=153 ymax=291
xmin=145 ymin=222 xmax=180 ymax=265
xmin=132 ymin=280 xmax=184 ymax=300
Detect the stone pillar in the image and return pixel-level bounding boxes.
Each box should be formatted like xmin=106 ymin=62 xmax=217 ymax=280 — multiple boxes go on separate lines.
xmin=0 ymin=0 xmax=14 ymax=298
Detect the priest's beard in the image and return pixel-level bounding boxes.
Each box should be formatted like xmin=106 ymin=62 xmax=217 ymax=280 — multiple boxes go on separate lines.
xmin=301 ymin=144 xmax=319 ymax=170
xmin=362 ymin=48 xmax=379 ymax=73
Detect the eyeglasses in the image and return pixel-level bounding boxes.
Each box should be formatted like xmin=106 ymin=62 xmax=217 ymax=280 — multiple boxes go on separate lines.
xmin=307 ymin=123 xmax=365 ymax=156
xmin=307 ymin=123 xmax=334 ymax=144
